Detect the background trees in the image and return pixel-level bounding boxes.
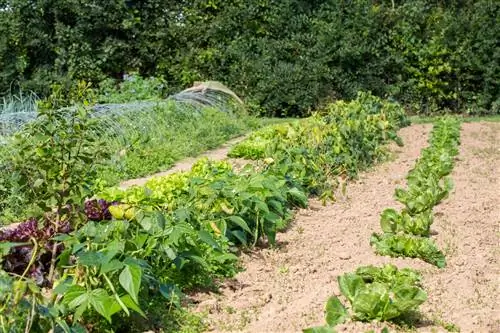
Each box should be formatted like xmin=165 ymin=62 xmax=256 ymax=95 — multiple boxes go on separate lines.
xmin=0 ymin=0 xmax=498 ymax=116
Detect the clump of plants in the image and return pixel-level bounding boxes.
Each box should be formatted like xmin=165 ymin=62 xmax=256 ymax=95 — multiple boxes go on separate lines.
xmin=305 ymin=265 xmax=427 ymax=332
xmin=371 ymin=117 xmax=461 ymax=267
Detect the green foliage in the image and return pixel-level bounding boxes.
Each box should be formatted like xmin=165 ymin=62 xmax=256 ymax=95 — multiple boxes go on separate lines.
xmin=99 ymin=158 xmax=305 ymax=248
xmin=230 ymin=92 xmax=409 ymax=198
xmin=380 ymin=208 xmax=433 ymax=237
xmin=0 ymin=95 xmax=111 ymax=226
xmin=94 ymin=105 xmax=256 ymax=186
xmin=372 ymin=116 xmax=460 ymax=267
xmin=1 ymin=101 xmax=259 ymax=223
xmin=370 ymin=233 xmax=446 ymax=269
xmin=2 ymin=0 xmax=498 ymax=116
xmin=96 ymin=74 xmax=167 ymax=103
xmin=305 ymin=265 xmax=427 ymax=331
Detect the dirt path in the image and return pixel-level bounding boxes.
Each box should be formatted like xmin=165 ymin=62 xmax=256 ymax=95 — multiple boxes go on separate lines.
xmin=192 ymin=122 xmax=500 ymax=333
xmin=119 ymin=136 xmax=246 ymax=188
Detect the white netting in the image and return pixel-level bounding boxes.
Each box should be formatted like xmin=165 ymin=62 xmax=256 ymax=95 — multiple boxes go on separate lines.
xmin=0 ymin=83 xmax=245 ymax=143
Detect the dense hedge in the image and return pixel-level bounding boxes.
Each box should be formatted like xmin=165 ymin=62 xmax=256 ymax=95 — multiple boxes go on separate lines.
xmin=0 ymin=0 xmax=498 ymax=116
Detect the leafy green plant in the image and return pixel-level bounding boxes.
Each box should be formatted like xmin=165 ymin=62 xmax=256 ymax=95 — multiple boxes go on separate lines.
xmin=373 ymin=117 xmax=460 ymax=266
xmin=230 ymin=93 xmax=409 ymax=198
xmin=0 ymin=102 xmax=113 ymax=330
xmin=99 ymin=158 xmax=307 ymax=248
xmin=305 ymin=265 xmax=427 ymax=331
xmin=380 ymin=208 xmax=433 ymax=237
xmin=96 ymin=74 xmax=167 ymax=103
xmin=394 ymin=177 xmax=453 ymax=215
xmin=370 ymin=233 xmax=446 ymax=268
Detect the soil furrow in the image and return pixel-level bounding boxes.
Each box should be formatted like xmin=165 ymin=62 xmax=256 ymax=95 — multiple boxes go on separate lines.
xmin=191 ymin=122 xmax=499 ymax=333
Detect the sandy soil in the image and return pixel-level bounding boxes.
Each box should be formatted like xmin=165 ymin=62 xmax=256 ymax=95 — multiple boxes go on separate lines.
xmin=191 ymin=122 xmax=500 ymax=333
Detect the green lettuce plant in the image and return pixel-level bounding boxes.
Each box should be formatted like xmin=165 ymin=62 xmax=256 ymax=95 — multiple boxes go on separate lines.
xmin=304 ymin=265 xmax=427 ymax=332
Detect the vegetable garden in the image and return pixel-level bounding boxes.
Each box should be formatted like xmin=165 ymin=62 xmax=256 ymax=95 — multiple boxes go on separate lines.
xmin=0 ymin=84 xmax=498 ymax=332
xmin=0 ymin=1 xmax=498 ymax=330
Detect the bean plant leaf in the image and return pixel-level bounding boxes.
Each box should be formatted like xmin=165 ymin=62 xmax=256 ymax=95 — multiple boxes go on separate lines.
xmin=119 ymin=264 xmax=142 ymax=304
xmin=77 ymin=251 xmax=105 ymax=267
xmin=62 ymin=285 xmax=87 ymax=308
xmin=228 ymin=215 xmax=252 ymax=234
xmin=198 ymin=230 xmax=221 ymax=251
xmin=325 ymin=296 xmax=348 ymax=326
xmin=88 ymin=289 xmax=115 ymax=323
xmin=159 ymin=283 xmax=182 ymax=308
xmin=100 ymin=259 xmax=124 ymax=275
xmin=121 ymin=294 xmax=146 ymax=317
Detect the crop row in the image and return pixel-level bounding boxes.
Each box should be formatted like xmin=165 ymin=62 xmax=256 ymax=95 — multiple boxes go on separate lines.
xmin=371 ymin=117 xmax=462 ymax=268
xmin=307 ymin=117 xmax=461 ymax=332
xmin=0 ymin=93 xmax=409 ymax=331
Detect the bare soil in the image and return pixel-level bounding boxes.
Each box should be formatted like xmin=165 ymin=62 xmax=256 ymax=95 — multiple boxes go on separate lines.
xmin=191 ymin=122 xmax=500 ymax=333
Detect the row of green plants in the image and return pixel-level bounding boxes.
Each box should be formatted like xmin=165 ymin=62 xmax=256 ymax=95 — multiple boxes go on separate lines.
xmin=371 ymin=117 xmax=462 ymax=268
xmin=307 ymin=117 xmax=461 ymax=332
xmin=0 ymin=93 xmax=409 ymax=331
xmin=230 ymin=92 xmax=410 ymax=200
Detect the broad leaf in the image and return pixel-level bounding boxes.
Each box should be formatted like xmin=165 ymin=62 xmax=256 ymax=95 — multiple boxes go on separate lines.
xmin=198 ymin=230 xmax=221 ymax=251
xmin=228 ymin=215 xmax=252 ymax=234
xmin=325 ymin=296 xmax=348 ymax=326
xmin=119 ymin=264 xmax=142 ymax=304
xmin=88 ymin=289 xmax=114 ymax=323
xmin=338 ymin=273 xmax=364 ymax=303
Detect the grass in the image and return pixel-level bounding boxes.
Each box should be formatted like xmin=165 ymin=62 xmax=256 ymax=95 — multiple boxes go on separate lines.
xmin=92 ymin=102 xmax=266 ymax=185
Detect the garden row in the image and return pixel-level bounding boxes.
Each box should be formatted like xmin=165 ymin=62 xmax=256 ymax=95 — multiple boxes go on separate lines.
xmin=371 ymin=117 xmax=461 ymax=267
xmin=0 ymin=93 xmax=408 ymax=332
xmin=307 ymin=117 xmax=461 ymax=332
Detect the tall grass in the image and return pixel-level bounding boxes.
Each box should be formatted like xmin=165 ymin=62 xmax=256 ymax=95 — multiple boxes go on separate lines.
xmin=0 ymin=90 xmax=39 ymax=141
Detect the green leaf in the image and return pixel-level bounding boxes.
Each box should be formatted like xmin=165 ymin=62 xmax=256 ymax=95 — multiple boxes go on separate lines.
xmin=228 ymin=215 xmax=252 ymax=234
xmin=159 ymin=283 xmax=183 ymax=308
xmin=198 ymin=229 xmax=221 ymax=251
xmin=288 ymin=187 xmax=308 ymax=207
xmin=325 ymin=296 xmax=348 ymax=326
xmin=33 ymin=178 xmax=44 ymax=188
xmin=338 ymin=273 xmax=364 ymax=303
xmin=100 ymin=259 xmax=124 ymax=274
xmin=77 ymin=251 xmax=105 ymax=267
xmin=61 ymin=285 xmax=86 ymax=307
xmin=121 ymin=294 xmax=146 ymax=317
xmin=379 ymin=208 xmax=400 ymax=234
xmin=55 ymin=319 xmax=72 ymax=333
xmin=231 ymin=230 xmax=248 ymax=245
xmin=351 ymin=282 xmax=390 ymax=321
xmin=119 ymin=264 xmax=142 ymax=304
xmin=88 ymin=289 xmax=114 ymax=323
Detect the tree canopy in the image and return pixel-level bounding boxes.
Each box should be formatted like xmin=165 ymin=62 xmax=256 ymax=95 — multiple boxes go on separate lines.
xmin=0 ymin=0 xmax=498 ymax=115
